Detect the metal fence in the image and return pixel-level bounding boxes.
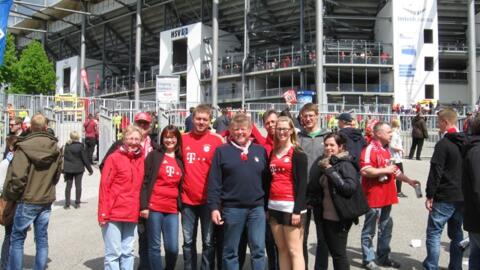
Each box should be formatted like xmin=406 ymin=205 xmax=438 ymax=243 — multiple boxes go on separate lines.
xmin=99 ymin=107 xmax=116 ymax=164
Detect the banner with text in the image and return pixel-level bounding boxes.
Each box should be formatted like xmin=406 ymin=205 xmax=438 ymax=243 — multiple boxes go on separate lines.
xmin=156 ymin=75 xmax=180 ymax=104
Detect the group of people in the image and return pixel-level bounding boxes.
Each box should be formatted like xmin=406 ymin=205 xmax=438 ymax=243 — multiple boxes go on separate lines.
xmin=93 ymin=102 xmax=423 ymax=270
xmin=1 ymin=102 xmax=479 ymax=270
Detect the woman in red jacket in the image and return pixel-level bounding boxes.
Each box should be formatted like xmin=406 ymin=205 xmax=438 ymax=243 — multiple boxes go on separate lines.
xmin=98 ymin=125 xmax=145 ymax=270
xmin=268 ymin=116 xmax=308 ymax=270
xmin=140 ymin=125 xmax=184 ymax=270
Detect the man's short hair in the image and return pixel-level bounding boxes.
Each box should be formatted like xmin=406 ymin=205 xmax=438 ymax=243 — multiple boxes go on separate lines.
xmin=193 ymin=104 xmax=212 ymax=119
xmin=262 ymin=109 xmax=278 ymax=123
xmin=299 ymin=103 xmax=318 ymax=116
xmin=471 ymin=116 xmax=480 ymax=135
xmin=438 ymin=108 xmax=457 ymax=124
xmin=11 ymin=117 xmax=23 ymax=125
xmin=31 ymin=113 xmax=47 ymax=132
xmin=373 ymin=121 xmax=390 ymax=134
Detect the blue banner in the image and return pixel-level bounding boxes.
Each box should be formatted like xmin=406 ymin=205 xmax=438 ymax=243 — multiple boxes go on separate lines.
xmin=0 ymin=0 xmax=14 ymax=66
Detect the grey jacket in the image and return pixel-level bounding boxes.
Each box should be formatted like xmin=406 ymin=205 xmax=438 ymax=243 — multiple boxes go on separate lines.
xmin=297 ymin=129 xmax=329 ymax=179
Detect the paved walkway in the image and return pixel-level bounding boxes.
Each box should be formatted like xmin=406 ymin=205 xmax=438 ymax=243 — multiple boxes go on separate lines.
xmin=0 ymin=159 xmax=470 ymax=269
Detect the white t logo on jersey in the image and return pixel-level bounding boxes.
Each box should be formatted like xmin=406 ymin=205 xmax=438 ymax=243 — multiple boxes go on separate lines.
xmin=186 ymin=152 xmax=196 ymax=164
xmin=166 ymin=166 xmax=175 ymax=177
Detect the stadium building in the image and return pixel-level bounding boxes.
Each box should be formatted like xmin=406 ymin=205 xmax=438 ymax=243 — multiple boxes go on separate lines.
xmin=6 ymin=0 xmax=480 ymax=111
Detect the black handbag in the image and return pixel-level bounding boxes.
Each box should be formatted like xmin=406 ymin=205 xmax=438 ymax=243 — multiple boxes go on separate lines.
xmin=330 ymin=180 xmax=370 ymax=221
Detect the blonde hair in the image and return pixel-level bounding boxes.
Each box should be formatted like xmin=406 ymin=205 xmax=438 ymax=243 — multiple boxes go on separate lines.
xmin=273 ymin=116 xmax=298 ymax=152
xmin=70 ymin=131 xmax=80 ymax=141
xmin=391 ymin=119 xmax=401 ymax=129
xmin=123 ymin=125 xmax=142 ymax=141
xmin=30 ymin=113 xmax=47 ymax=132
xmin=438 ymin=108 xmax=457 ymax=124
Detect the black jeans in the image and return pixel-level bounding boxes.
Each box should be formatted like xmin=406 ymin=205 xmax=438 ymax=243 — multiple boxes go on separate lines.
xmin=313 ymin=208 xmax=330 ymax=270
xmin=409 ymin=138 xmax=424 ymax=159
xmin=323 ymin=219 xmax=352 ymax=270
xmin=64 ymin=172 xmax=84 ymax=206
xmin=84 ymin=137 xmax=96 ymax=164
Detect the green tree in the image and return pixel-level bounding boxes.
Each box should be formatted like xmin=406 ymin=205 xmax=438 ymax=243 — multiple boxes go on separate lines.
xmin=0 ymin=33 xmax=18 ymax=86
xmin=10 ymin=40 xmax=56 ymax=94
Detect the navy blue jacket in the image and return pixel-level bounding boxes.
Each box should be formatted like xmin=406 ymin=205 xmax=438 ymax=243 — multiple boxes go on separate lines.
xmin=207 ymin=142 xmax=270 ymax=211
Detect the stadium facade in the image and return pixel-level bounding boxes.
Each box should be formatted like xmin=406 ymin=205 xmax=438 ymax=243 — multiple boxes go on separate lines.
xmin=7 ymin=0 xmax=480 ymax=109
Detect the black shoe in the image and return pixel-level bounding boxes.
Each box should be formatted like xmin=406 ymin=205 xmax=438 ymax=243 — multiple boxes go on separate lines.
xmin=378 ymin=258 xmax=401 ymax=268
xmin=397 ymin=192 xmax=408 ymax=198
xmin=416 ymin=157 xmax=421 ymax=160
xmin=63 ymin=205 xmax=70 ymax=209
xmin=73 ymin=204 xmax=80 ymax=209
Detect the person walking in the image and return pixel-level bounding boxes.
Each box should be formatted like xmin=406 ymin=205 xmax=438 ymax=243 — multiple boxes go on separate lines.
xmin=360 ymin=122 xmax=419 ymax=270
xmin=208 ymin=113 xmax=270 ymax=270
xmin=408 ymin=112 xmax=428 ymax=160
xmin=98 ymin=125 xmax=145 ymax=270
xmin=307 ymin=133 xmax=361 ymax=270
xmin=62 ymin=131 xmax=93 ymax=209
xmin=140 ymin=125 xmax=184 ymax=270
xmin=389 ymin=119 xmax=406 ymax=198
xmin=181 ymin=104 xmax=224 ymax=270
xmin=423 ymin=108 xmax=465 ymax=270
xmin=462 ymin=116 xmax=480 ymax=270
xmin=268 ymin=116 xmax=308 ymax=270
xmin=2 ymin=113 xmax=62 ymax=270
xmin=84 ymin=113 xmax=98 ymax=164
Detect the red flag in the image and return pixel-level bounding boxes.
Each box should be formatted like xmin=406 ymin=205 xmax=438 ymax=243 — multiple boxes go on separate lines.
xmin=95 ymin=73 xmax=100 ymax=91
xmin=81 ymin=69 xmax=90 ymax=94
xmin=283 ymin=89 xmax=297 ymax=105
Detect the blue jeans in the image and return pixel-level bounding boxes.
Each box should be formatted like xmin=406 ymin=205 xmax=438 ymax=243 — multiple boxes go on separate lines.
xmin=222 ymin=206 xmax=266 ymax=270
xmin=423 ymin=202 xmax=463 ymax=270
xmin=101 ymin=221 xmax=137 ymax=270
xmin=147 ymin=211 xmax=179 ymax=270
xmin=181 ymin=204 xmax=215 ymax=270
xmin=9 ymin=203 xmax=51 ymax=270
xmin=469 ymin=232 xmax=480 ymax=270
xmin=361 ymin=206 xmax=393 ymax=265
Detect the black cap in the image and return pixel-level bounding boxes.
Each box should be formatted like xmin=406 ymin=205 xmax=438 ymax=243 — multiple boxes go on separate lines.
xmin=337 ymin=113 xmax=353 ymax=122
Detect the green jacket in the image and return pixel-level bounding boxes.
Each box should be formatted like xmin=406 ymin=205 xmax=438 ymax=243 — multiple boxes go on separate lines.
xmin=3 ymin=132 xmax=61 ymax=204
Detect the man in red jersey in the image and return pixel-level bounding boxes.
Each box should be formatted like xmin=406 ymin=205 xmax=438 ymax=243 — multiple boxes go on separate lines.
xmin=181 ymin=104 xmax=224 ymax=270
xmin=359 ymin=122 xmax=419 ymax=270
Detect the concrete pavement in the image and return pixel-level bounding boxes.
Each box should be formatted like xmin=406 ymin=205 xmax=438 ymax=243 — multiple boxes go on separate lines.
xmin=0 ymin=159 xmax=470 ymax=269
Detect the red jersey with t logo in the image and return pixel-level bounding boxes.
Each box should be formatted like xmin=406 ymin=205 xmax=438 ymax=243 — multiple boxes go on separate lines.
xmin=269 ymin=147 xmax=295 ymax=201
xmin=182 ymin=132 xmax=223 ymax=205
xmin=149 ymin=155 xmax=183 ymax=213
